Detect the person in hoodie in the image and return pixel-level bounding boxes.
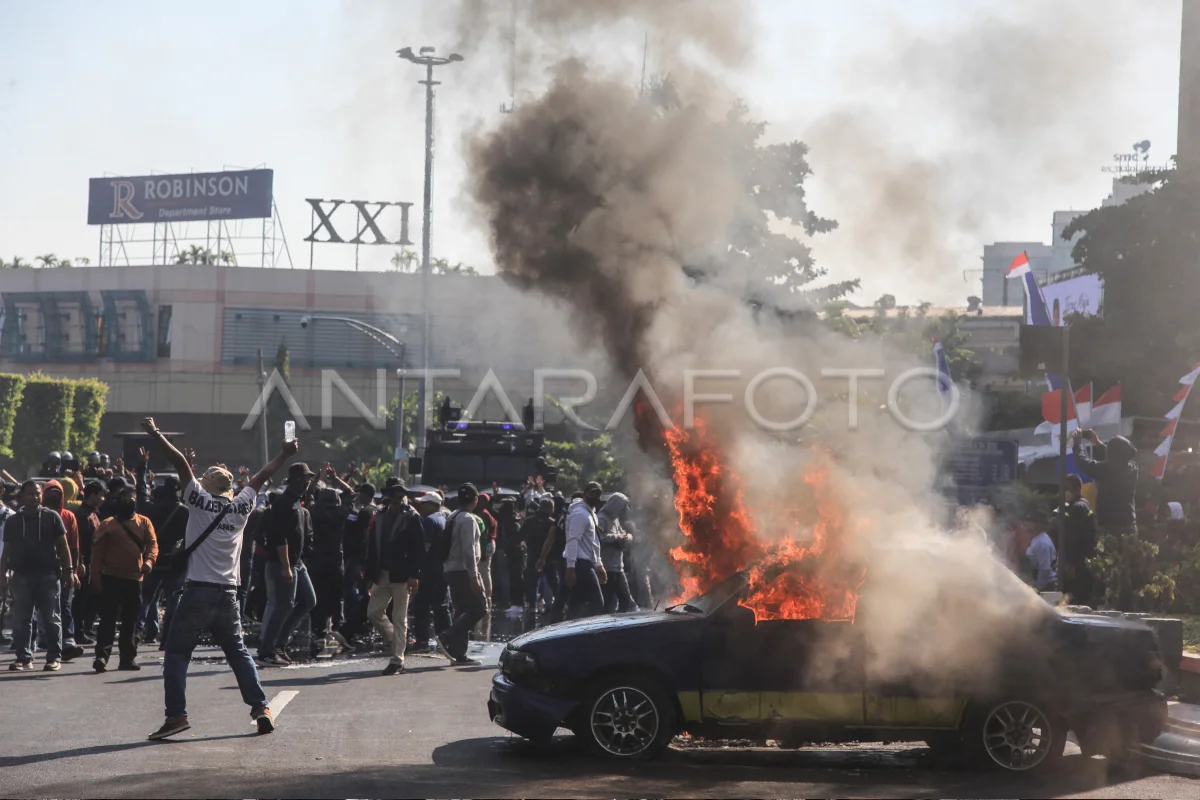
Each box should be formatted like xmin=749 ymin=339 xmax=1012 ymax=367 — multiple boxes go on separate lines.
xmin=598 ymin=493 xmax=638 ymax=614
xmin=72 ymin=481 xmax=106 ymax=644
xmin=1073 ymin=429 xmax=1139 ymax=607
xmin=563 ymin=482 xmax=608 ymax=620
xmin=41 ymin=480 xmax=84 ymax=661
xmin=90 ymin=483 xmax=157 ymax=671
xmin=137 ymin=480 xmax=189 ymax=646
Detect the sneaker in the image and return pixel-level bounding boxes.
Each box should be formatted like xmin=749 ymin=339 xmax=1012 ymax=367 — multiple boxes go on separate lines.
xmin=453 ymin=656 xmax=482 ymax=666
xmin=330 ymin=630 xmax=351 ymax=651
xmin=93 ymin=658 xmax=107 ymax=673
xmin=381 ymin=663 xmax=405 ymax=676
xmin=62 ymin=645 xmax=85 ymax=662
xmin=252 ymin=707 xmax=275 ymax=734
xmin=506 ymin=605 xmax=524 ymax=615
xmin=8 ymin=660 xmax=31 ymax=671
xmin=43 ymin=660 xmax=61 ymax=671
xmin=148 ymin=716 xmax=191 ymax=740
xmin=276 ymin=650 xmax=293 ymax=665
xmin=117 ymin=662 xmax=141 ymax=671
xmin=256 ymin=654 xmax=284 ymax=667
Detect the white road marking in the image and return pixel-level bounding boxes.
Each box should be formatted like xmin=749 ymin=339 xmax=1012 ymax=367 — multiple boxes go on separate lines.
xmin=252 ymin=690 xmax=298 ymax=726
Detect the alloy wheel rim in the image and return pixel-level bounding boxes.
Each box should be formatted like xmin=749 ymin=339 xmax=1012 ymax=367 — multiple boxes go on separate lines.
xmin=590 ymin=686 xmax=659 ymax=756
xmin=982 ymin=701 xmax=1054 ymax=771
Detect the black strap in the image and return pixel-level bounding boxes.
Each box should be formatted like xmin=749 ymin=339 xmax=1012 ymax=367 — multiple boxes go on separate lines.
xmin=182 ymin=504 xmax=233 ymax=559
xmin=117 ymin=519 xmax=145 ymax=551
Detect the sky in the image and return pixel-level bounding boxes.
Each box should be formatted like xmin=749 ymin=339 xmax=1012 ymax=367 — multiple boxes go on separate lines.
xmin=0 ymin=0 xmax=1185 ymax=305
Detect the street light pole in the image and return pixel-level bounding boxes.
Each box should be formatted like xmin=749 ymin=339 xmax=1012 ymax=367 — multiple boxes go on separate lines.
xmin=397 ymin=46 xmax=463 ymax=467
xmin=299 ymin=314 xmax=407 ymax=475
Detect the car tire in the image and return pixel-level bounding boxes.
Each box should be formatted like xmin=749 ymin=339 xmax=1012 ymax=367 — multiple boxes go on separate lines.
xmin=578 ymin=673 xmax=676 ymax=760
xmin=962 ymin=697 xmax=1067 ymax=774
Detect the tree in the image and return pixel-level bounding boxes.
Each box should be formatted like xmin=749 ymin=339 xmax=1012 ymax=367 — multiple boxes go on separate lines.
xmin=3 ymin=256 xmax=30 ymax=269
xmin=390 ymin=248 xmax=480 ymax=276
xmin=175 ymin=245 xmax=234 ymax=265
xmin=645 ymin=78 xmax=856 ymax=312
xmin=36 ymin=253 xmax=60 ymax=268
xmin=544 ymin=434 xmax=626 ymax=495
xmin=1062 ymin=171 xmax=1200 ymax=416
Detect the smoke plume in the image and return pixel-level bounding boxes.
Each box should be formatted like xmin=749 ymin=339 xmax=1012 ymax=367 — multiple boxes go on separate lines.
xmin=457 ymin=0 xmax=1059 ymax=691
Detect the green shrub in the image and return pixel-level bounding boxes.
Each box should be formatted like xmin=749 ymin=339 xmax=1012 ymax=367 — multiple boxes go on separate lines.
xmin=69 ymin=378 xmax=109 ymax=455
xmin=10 ymin=373 xmax=75 ymax=473
xmin=0 ymin=373 xmax=27 ymax=459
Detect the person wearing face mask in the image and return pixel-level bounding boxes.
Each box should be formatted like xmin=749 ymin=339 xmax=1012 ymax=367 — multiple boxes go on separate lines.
xmin=72 ymin=482 xmax=107 ymax=645
xmin=256 ymin=462 xmax=317 ymax=666
xmin=89 ymin=485 xmax=157 ymax=672
xmin=562 ymin=482 xmax=608 ymax=620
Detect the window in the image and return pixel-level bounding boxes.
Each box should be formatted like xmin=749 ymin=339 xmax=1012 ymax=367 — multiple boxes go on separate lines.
xmin=157 ymin=305 xmax=173 ymax=358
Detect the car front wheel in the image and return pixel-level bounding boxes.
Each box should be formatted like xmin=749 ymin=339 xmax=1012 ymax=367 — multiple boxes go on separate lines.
xmin=964 ymin=698 xmax=1068 ymax=773
xmin=579 ymin=675 xmax=675 ymax=760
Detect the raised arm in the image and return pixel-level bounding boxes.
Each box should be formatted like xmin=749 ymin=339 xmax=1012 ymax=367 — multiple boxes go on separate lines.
xmin=141 ymin=417 xmax=195 ymax=489
xmin=248 ymin=439 xmax=299 ymax=492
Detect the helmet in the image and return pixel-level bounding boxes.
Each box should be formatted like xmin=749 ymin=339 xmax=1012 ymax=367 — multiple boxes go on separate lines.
xmin=47 ymin=451 xmax=62 ymax=462
xmin=87 ymin=451 xmax=101 ymax=466
xmin=60 ymin=451 xmax=74 ymax=462
xmin=99 ymin=453 xmax=111 ymax=466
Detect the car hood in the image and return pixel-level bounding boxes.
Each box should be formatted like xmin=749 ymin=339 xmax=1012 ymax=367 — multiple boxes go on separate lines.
xmin=511 ymin=611 xmax=693 ymax=649
xmin=1058 ymin=611 xmax=1152 ymax=632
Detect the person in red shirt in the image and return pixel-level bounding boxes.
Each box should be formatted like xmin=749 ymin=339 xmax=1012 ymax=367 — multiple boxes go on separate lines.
xmin=42 ymin=480 xmax=84 ymax=661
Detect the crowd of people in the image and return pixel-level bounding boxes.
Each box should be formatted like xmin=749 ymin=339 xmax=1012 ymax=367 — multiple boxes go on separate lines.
xmin=0 ymin=421 xmax=651 ymax=705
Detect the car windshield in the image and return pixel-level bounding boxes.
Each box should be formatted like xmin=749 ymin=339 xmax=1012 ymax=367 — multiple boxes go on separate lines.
xmin=667 ymin=572 xmax=748 ymax=616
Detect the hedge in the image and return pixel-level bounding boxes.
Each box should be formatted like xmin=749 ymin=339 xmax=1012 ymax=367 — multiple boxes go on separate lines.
xmin=10 ymin=373 xmax=76 ymax=472
xmin=0 ymin=373 xmax=26 ymax=458
xmin=69 ymin=378 xmax=109 ymax=456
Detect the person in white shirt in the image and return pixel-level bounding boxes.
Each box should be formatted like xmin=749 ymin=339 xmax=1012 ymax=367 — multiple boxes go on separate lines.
xmin=563 ymin=482 xmax=608 ymax=619
xmin=1026 ymin=521 xmax=1059 ymax=593
xmin=140 ymin=417 xmax=296 ymax=741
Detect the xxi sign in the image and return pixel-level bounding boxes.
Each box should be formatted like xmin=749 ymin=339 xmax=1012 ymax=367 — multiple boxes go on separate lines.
xmin=303 ymin=199 xmax=414 ymax=246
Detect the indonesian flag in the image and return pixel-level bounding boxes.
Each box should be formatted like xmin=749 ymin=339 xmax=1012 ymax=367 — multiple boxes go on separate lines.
xmin=1006 ymin=251 xmax=1032 ymax=278
xmin=1041 ymin=388 xmax=1078 ymax=426
xmin=1089 ymin=384 xmax=1123 ymax=427
xmin=1006 ymin=251 xmax=1053 ymax=327
xmin=1073 ymin=382 xmax=1092 ymax=428
xmin=1153 ymin=365 xmax=1200 ymax=481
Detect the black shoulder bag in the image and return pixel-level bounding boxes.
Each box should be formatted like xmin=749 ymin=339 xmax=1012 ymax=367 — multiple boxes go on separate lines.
xmin=170 ymin=504 xmax=233 ymax=575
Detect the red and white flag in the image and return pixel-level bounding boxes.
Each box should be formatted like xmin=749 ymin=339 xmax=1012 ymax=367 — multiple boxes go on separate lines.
xmin=1090 ymin=384 xmax=1123 ymax=427
xmin=1006 ymin=252 xmax=1032 ymax=278
xmin=1073 ymin=382 xmax=1092 ymax=428
xmin=1152 ymin=364 xmax=1200 ymax=480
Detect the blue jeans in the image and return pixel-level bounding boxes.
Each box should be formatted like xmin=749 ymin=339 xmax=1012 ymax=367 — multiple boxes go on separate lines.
xmin=11 ymin=572 xmax=62 ymax=662
xmin=259 ymin=562 xmax=316 ymax=658
xmin=566 ymin=560 xmax=605 ymax=620
xmin=163 ymin=584 xmax=267 ymax=719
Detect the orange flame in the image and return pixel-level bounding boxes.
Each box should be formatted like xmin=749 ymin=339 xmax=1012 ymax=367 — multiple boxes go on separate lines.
xmin=666 ymin=423 xmax=865 ymax=621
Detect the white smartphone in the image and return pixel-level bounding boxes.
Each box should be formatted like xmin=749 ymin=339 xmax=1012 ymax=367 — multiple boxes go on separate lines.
xmin=284 ymin=420 xmax=296 ymax=443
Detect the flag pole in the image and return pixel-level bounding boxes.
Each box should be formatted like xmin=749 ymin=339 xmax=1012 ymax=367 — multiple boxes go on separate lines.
xmin=1058 ymin=324 xmax=1070 ymax=592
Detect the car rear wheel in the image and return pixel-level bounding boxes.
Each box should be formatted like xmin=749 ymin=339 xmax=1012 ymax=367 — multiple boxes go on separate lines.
xmin=580 ymin=675 xmax=675 ymax=760
xmin=964 ymin=698 xmax=1067 ymax=773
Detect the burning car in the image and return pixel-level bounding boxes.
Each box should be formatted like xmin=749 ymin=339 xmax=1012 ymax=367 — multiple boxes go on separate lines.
xmin=488 ymin=543 xmax=1166 ymax=772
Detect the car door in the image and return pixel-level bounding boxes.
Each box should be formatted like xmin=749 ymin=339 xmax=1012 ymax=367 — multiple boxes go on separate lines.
xmin=698 ymin=604 xmax=763 ymax=725
xmin=755 ymin=619 xmax=865 ymax=726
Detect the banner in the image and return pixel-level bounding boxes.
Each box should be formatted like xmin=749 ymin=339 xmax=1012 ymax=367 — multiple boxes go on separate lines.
xmin=87 ymin=169 xmax=273 ymax=225
xmin=1042 ymin=273 xmax=1104 ymax=325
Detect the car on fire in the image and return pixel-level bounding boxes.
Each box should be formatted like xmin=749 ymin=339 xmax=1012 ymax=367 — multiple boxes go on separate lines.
xmin=489 ymin=543 xmax=1167 ymax=772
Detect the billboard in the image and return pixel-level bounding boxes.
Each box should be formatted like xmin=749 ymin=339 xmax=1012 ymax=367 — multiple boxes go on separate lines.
xmin=88 ymin=169 xmax=273 ymax=225
xmin=1042 ymin=273 xmax=1103 ymax=325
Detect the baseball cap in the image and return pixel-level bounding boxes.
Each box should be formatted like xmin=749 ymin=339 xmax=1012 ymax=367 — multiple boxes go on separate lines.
xmin=584 ymin=481 xmax=603 ymax=494
xmin=458 ymin=482 xmax=479 ymax=502
xmin=384 ymin=476 xmax=407 ymax=496
xmin=356 ymin=482 xmax=376 ymax=497
xmin=415 ymin=490 xmax=444 ymax=506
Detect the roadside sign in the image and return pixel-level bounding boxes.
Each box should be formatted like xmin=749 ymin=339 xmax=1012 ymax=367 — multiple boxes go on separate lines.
xmin=943 ymin=438 xmax=1019 ymax=505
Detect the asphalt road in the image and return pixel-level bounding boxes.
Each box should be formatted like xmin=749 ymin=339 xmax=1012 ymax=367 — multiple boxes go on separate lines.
xmin=2 ymin=641 xmax=1200 ymax=799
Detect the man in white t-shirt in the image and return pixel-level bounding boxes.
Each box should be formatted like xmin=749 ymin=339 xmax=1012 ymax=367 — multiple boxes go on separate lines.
xmin=140 ymin=417 xmax=297 ymax=741
xmin=1026 ymin=524 xmax=1059 ymax=593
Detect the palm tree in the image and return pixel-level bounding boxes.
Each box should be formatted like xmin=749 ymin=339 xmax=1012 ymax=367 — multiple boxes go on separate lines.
xmin=35 ymin=253 xmax=60 ymax=268
xmin=8 ymin=256 xmax=30 ymax=269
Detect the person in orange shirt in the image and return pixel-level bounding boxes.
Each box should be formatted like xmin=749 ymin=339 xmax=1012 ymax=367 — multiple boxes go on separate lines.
xmin=90 ymin=484 xmax=157 ymax=672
